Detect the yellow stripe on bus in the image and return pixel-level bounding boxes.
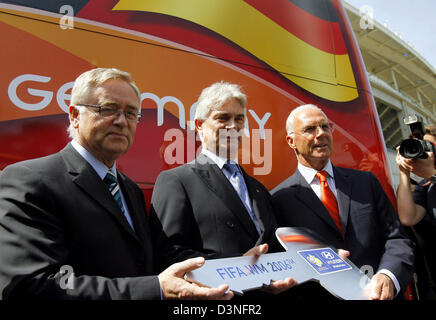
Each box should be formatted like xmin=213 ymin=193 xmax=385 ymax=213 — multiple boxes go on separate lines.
xmin=113 ymin=0 xmax=358 ymax=102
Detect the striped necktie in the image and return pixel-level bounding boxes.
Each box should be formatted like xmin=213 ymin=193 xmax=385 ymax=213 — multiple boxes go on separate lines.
xmin=316 ymin=170 xmax=342 ymax=235
xmin=103 ymin=170 xmax=125 ymax=214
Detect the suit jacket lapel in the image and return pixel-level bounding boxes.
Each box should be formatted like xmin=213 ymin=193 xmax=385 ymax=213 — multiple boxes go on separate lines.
xmin=245 ymin=179 xmax=269 ymax=245
xmin=333 ymin=166 xmax=351 ymax=237
xmin=292 ymin=170 xmax=340 ymax=234
xmin=117 ymin=173 xmax=146 ymax=243
xmin=61 ymin=144 xmax=140 ymax=243
xmin=192 ymin=154 xmax=259 ymax=240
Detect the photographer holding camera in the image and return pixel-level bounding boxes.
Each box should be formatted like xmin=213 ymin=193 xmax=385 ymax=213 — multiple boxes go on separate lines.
xmin=396 ymin=120 xmax=436 ymax=299
xmin=396 ymin=123 xmax=436 ymax=226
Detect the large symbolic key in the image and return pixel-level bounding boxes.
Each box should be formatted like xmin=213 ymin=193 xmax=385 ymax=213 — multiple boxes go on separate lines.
xmin=186 ymin=227 xmax=370 ymax=299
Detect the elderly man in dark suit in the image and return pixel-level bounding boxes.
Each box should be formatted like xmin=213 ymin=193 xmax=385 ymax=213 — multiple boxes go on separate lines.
xmin=0 ymin=68 xmax=232 ymax=300
xmin=150 ymin=82 xmax=296 ymax=295
xmin=271 ymin=104 xmax=414 ymax=300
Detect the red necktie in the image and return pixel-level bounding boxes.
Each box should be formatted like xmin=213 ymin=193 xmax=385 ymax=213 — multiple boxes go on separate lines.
xmin=316 ymin=170 xmax=342 ymax=235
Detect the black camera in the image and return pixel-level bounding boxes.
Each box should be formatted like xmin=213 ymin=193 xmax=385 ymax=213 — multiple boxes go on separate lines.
xmin=399 ymin=115 xmax=435 ymax=161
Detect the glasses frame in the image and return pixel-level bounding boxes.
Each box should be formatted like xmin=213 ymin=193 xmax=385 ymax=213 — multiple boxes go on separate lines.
xmin=289 ymin=122 xmax=335 ymax=137
xmin=76 ymin=103 xmax=142 ymax=123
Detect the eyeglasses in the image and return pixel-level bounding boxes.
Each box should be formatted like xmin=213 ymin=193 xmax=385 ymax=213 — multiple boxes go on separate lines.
xmin=77 ymin=104 xmax=142 ymax=122
xmin=290 ymin=122 xmax=334 ymax=137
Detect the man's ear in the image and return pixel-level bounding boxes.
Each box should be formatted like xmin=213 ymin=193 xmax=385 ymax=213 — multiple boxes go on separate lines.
xmin=286 ymin=134 xmax=296 ymax=150
xmin=194 ymin=118 xmax=204 ymax=132
xmin=69 ymin=105 xmax=80 ymax=129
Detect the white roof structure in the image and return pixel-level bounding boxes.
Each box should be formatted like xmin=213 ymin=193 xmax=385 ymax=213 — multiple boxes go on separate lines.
xmin=344 ymin=1 xmax=436 ymax=150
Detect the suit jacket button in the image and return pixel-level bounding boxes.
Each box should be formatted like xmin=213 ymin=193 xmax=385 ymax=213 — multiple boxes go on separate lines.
xmin=226 ymin=221 xmax=235 ymax=229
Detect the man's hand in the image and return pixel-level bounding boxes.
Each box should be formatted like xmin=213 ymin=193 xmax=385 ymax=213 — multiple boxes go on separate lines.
xmin=243 ymin=243 xmax=298 ymax=294
xmin=158 ymin=257 xmax=234 ymax=300
xmin=396 ymin=147 xmax=436 ymax=179
xmin=396 ymin=147 xmax=414 ymax=175
xmin=367 ymin=273 xmax=395 ymax=300
xmin=337 ymin=249 xmax=396 ymax=300
xmin=337 ymin=249 xmax=350 ymax=260
xmin=243 ymin=243 xmax=269 ymax=256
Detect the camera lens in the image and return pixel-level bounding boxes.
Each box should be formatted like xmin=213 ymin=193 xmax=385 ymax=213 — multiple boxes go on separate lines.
xmin=399 ymin=139 xmax=426 ymax=159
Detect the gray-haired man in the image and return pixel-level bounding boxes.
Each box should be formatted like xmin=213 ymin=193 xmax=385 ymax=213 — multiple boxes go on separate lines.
xmin=150 ymin=81 xmax=296 ymax=295
xmin=0 ymin=68 xmax=232 ymax=300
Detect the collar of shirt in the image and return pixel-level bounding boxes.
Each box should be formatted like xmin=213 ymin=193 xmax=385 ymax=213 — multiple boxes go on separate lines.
xmin=297 ymin=160 xmax=337 ymax=197
xmin=298 ymin=160 xmax=334 ymax=184
xmin=201 ymin=148 xmax=238 ymax=170
xmin=71 ymin=140 xmax=117 ymax=179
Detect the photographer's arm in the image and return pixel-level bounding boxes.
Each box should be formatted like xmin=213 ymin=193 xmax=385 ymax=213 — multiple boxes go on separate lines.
xmin=395 ymin=149 xmax=426 ymax=226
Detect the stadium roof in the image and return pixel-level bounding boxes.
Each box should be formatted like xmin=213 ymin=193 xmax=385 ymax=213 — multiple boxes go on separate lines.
xmin=344 ymin=1 xmax=436 ymax=123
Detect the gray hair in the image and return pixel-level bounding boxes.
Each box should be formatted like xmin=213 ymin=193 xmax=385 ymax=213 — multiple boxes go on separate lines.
xmin=194 ymin=81 xmax=247 ymax=121
xmin=67 ymin=68 xmax=141 ymax=139
xmin=286 ymin=104 xmax=328 ymax=135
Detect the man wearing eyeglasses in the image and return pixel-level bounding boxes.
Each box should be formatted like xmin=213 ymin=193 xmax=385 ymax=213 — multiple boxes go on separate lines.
xmin=0 ymin=68 xmax=233 ymax=300
xmin=271 ymin=104 xmax=414 ymax=300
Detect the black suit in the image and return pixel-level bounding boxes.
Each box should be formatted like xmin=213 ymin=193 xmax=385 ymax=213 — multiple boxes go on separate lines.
xmin=271 ymin=166 xmax=414 ymax=294
xmin=150 ymin=153 xmax=280 ymax=268
xmin=0 ymin=143 xmax=161 ymax=299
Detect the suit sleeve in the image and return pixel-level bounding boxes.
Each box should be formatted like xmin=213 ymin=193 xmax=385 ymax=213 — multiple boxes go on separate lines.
xmin=369 ymin=172 xmax=414 ymax=292
xmin=150 ymin=170 xmax=217 ymax=270
xmin=0 ymin=164 xmax=161 ymax=300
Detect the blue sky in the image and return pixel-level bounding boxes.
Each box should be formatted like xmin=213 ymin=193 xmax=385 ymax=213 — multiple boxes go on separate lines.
xmin=344 ymin=0 xmax=436 ymax=69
